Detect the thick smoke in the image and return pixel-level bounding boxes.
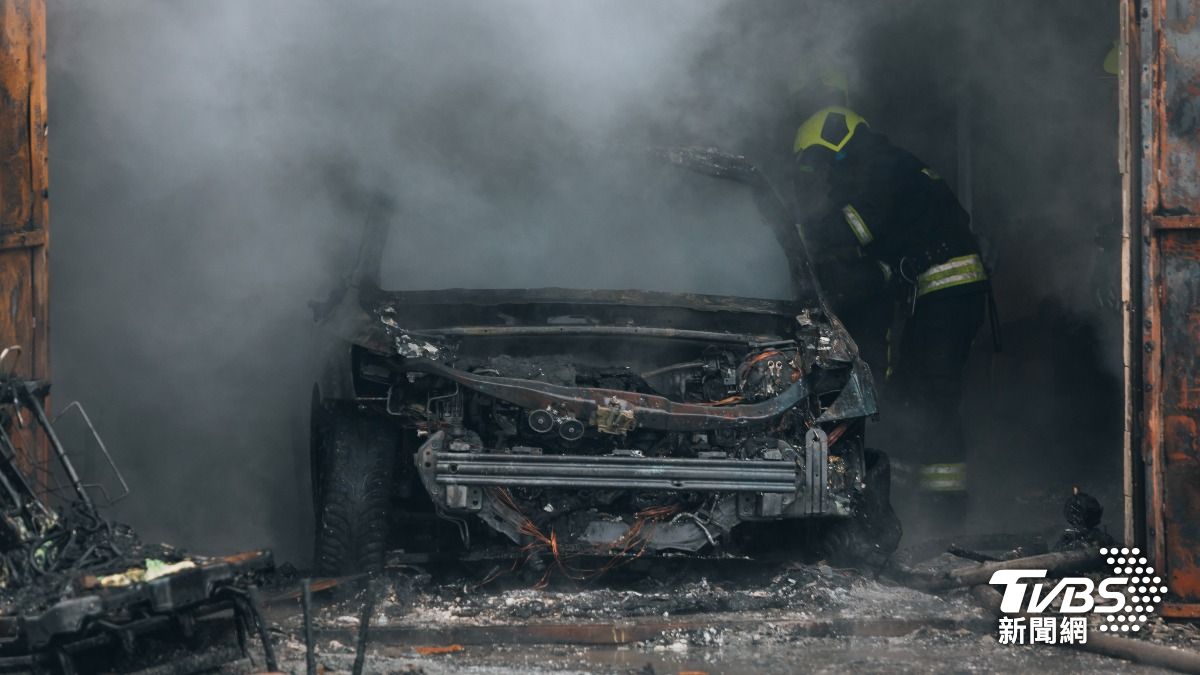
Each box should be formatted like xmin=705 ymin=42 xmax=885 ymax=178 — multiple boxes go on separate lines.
xmin=46 ymin=0 xmax=1121 ymax=560
xmin=44 ymin=0 xmax=843 ymax=559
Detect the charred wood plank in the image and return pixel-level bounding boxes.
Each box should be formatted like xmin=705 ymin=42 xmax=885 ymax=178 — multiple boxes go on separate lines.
xmin=889 ymin=547 xmax=1102 ymax=592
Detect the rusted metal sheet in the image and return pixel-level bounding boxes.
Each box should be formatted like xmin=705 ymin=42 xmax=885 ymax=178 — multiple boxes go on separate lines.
xmin=1156 ymin=232 xmax=1200 ymax=604
xmin=1155 ymin=0 xmax=1200 ymax=213
xmin=1161 ymin=602 xmax=1200 ymax=618
xmin=1130 ymin=0 xmax=1200 ymax=616
xmin=0 ymin=0 xmax=47 ymax=396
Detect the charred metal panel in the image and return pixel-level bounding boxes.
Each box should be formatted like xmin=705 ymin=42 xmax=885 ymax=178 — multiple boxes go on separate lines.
xmin=0 ymin=1 xmax=47 ymax=471
xmin=1158 ymin=233 xmax=1200 ymax=604
xmin=405 ymin=357 xmax=813 ymax=431
xmin=1130 ymin=0 xmax=1200 ymax=616
xmin=1157 ymin=0 xmax=1200 ymax=212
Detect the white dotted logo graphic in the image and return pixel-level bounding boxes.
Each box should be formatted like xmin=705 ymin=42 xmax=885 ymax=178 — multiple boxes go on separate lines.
xmin=1096 ymin=547 xmax=1167 ymax=633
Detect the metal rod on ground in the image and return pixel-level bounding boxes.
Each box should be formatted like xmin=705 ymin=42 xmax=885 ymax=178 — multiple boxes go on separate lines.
xmin=352 ymin=578 xmax=377 ymax=675
xmin=302 ymin=579 xmax=316 ymax=675
xmin=971 ymin=584 xmax=1200 ymax=674
xmin=246 ymin=587 xmax=279 ymax=672
xmin=20 ymin=382 xmax=96 ymax=515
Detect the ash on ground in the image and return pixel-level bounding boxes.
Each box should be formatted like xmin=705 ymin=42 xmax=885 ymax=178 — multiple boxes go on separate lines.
xmin=258 ymin=558 xmax=1188 ymax=674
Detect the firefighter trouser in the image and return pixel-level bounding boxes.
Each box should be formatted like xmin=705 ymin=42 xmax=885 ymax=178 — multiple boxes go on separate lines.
xmin=886 ymin=288 xmax=986 ymax=494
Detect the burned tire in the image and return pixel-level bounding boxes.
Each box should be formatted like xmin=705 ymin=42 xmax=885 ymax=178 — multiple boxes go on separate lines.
xmin=312 ymin=399 xmax=398 ymax=576
xmin=822 ymin=447 xmax=903 ymax=569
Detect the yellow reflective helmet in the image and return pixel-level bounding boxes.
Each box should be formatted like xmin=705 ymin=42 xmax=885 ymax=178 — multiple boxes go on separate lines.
xmin=793 ymin=106 xmax=869 ymax=155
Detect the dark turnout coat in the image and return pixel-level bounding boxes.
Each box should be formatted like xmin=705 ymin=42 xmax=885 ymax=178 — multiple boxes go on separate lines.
xmin=801 ymin=129 xmax=987 ymax=305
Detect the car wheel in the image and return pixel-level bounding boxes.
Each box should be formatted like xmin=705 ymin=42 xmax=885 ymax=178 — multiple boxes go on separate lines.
xmin=313 ymin=401 xmax=398 ymax=576
xmin=822 ymin=447 xmax=903 ymax=569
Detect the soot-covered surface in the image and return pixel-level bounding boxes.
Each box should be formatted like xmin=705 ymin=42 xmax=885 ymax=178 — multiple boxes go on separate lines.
xmin=254 ymin=559 xmax=1200 ymax=674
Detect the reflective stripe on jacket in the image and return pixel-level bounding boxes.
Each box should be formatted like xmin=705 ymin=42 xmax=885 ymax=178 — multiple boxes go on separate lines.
xmin=919 ymin=462 xmax=967 ymax=492
xmin=915 ymin=254 xmax=987 ymax=298
xmin=842 ymin=205 xmax=873 ymax=245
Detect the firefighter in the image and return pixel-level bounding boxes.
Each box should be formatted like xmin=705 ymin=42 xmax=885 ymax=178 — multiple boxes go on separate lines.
xmin=792 ymin=106 xmax=990 ymax=528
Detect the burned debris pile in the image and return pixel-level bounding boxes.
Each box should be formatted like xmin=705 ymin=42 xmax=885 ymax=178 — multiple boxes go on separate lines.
xmin=0 ymin=370 xmax=276 ymax=673
xmin=259 ymin=558 xmax=984 ymax=673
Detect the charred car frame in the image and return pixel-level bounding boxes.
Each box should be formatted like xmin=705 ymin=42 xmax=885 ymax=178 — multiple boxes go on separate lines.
xmin=310 ymin=148 xmax=899 ymax=574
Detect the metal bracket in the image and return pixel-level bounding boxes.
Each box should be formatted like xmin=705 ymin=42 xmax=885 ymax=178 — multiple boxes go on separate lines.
xmin=52 ymin=402 xmax=130 ymax=506
xmin=802 ymin=428 xmax=831 ymax=515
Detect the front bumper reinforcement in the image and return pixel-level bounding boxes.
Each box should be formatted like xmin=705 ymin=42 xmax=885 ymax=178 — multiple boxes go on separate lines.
xmin=429 ymin=451 xmax=798 ymax=493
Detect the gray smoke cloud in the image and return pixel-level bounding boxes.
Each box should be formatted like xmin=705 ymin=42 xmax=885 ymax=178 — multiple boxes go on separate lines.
xmin=46 ymin=0 xmax=1122 ymax=560
xmin=44 ymin=0 xmax=846 ymax=560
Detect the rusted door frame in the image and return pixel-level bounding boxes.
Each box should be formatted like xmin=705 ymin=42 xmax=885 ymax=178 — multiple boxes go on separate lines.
xmin=1125 ymin=0 xmax=1200 ymax=618
xmin=1121 ymin=0 xmax=1141 ymax=556
xmin=0 ymin=0 xmax=48 ymax=471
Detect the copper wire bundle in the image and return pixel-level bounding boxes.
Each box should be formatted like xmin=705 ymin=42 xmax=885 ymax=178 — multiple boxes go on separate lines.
xmin=475 ymin=488 xmax=682 ymax=588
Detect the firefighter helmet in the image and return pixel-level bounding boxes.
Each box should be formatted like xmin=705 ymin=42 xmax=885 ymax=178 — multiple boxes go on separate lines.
xmin=793 ymin=106 xmax=868 ymax=156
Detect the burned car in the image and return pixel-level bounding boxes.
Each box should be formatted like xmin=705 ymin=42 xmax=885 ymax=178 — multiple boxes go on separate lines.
xmin=310 ymin=148 xmax=900 ymax=574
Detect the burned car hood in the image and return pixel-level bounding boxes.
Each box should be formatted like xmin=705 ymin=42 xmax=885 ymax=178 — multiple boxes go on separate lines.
xmin=309 ymin=146 xmax=872 ymax=422
xmin=321 ymin=285 xmax=809 ymax=354
xmin=317 ymin=282 xmax=877 ymax=428
xmin=367 ymin=286 xmax=801 ymax=315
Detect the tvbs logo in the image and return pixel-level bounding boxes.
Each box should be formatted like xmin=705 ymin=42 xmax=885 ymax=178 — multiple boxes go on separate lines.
xmin=988 ymin=547 xmax=1167 ymax=642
